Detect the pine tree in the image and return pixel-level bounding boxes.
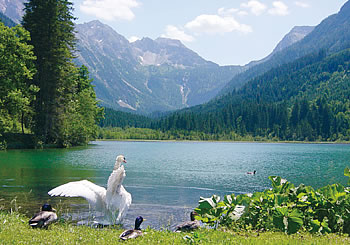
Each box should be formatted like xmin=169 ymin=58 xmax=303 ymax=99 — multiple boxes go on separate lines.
xmin=22 ymin=0 xmax=76 ymax=144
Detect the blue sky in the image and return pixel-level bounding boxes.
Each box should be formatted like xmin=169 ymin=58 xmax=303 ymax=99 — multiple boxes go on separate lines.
xmin=71 ymin=0 xmax=348 ymax=66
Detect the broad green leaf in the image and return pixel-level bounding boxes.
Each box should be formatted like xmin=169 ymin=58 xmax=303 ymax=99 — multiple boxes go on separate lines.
xmin=310 ymin=219 xmax=321 ymax=233
xmin=345 ymin=167 xmax=350 ymax=186
xmin=344 ymin=167 xmax=350 ymax=177
xmin=224 ymin=194 xmax=233 ymax=205
xmin=269 ymin=176 xmax=282 ymax=188
xmin=275 ymin=194 xmax=289 ymax=206
xmin=273 ymin=207 xmax=288 ymax=232
xmin=318 ymin=184 xmax=345 ymax=202
xmin=320 ymin=218 xmax=332 ymax=234
xmin=198 ymin=196 xmax=217 ymax=210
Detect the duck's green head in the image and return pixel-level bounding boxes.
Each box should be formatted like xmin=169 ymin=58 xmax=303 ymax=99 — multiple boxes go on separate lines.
xmin=41 ymin=204 xmax=55 ymax=212
xmin=135 ymin=216 xmax=144 ymax=230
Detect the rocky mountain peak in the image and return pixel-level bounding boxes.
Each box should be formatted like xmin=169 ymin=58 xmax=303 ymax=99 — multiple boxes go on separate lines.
xmin=155 ymin=37 xmax=184 ymax=48
xmin=0 ymin=0 xmax=24 ymax=23
xmin=273 ymin=26 xmax=315 ymax=54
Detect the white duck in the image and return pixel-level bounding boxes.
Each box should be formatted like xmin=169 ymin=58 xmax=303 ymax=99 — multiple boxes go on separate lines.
xmin=48 ymin=155 xmax=132 ymax=225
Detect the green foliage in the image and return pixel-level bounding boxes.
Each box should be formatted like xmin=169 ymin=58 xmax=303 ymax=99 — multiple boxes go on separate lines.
xmin=195 ymin=168 xmax=350 ymax=235
xmin=345 ymin=167 xmax=350 ymax=186
xmin=0 ymin=22 xmax=37 ymax=135
xmin=59 ymin=66 xmax=104 ymax=147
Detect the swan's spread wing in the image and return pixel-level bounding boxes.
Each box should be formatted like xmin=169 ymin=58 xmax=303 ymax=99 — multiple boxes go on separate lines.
xmin=116 ymin=185 xmax=132 ymax=222
xmin=106 ymin=165 xmax=125 ymax=196
xmin=48 ymin=180 xmax=106 ymax=211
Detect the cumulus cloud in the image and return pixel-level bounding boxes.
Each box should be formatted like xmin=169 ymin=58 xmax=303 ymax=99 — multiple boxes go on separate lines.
xmin=238 ymin=11 xmax=249 ymax=16
xmin=185 ymin=14 xmax=252 ymax=35
xmin=241 ymin=0 xmax=267 ymax=16
xmin=217 ymin=7 xmax=238 ymax=16
xmin=80 ymin=0 xmax=139 ymax=21
xmin=268 ymin=1 xmax=289 ymax=16
xmin=161 ymin=25 xmax=195 ymax=43
xmin=294 ymin=1 xmax=310 ymax=8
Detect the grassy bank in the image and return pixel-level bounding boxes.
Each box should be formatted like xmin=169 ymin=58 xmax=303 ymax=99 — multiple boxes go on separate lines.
xmin=96 ymin=127 xmax=350 ymax=144
xmin=0 ymin=212 xmax=349 ymax=244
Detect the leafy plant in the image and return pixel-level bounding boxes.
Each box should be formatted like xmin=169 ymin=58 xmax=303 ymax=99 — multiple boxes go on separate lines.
xmin=195 ymin=168 xmax=350 ymax=234
xmin=345 ymin=167 xmax=350 ymax=186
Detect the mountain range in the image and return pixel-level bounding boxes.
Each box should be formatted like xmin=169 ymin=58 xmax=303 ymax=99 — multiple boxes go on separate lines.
xmin=0 ymin=0 xmax=319 ymax=114
xmin=74 ymin=20 xmax=243 ymax=113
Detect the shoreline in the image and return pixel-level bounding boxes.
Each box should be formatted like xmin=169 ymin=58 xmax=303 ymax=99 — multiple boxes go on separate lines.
xmin=94 ymin=138 xmax=350 ymax=144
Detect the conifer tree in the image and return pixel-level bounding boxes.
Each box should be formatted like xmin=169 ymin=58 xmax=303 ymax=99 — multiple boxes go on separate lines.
xmin=22 ymin=0 xmax=76 ymax=144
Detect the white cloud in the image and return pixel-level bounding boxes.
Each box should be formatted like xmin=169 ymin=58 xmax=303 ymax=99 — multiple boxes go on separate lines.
xmin=241 ymin=1 xmax=267 ymax=16
xmin=218 ymin=7 xmax=238 ymax=16
xmin=80 ymin=0 xmax=139 ymax=21
xmin=185 ymin=14 xmax=252 ymax=34
xmin=294 ymin=1 xmax=310 ymax=8
xmin=268 ymin=1 xmax=289 ymax=16
xmin=161 ymin=25 xmax=195 ymax=43
xmin=238 ymin=11 xmax=249 ymax=16
xmin=128 ymin=36 xmax=140 ymax=43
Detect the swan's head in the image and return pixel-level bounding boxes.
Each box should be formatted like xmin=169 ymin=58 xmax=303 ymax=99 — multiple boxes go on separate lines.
xmin=116 ymin=155 xmax=127 ymax=164
xmin=134 ymin=216 xmax=144 ymax=230
xmin=114 ymin=155 xmax=127 ymax=170
xmin=41 ymin=203 xmax=56 ymax=212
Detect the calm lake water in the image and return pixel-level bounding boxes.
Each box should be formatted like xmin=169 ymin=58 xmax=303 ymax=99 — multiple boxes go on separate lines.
xmin=0 ymin=141 xmax=349 ymax=229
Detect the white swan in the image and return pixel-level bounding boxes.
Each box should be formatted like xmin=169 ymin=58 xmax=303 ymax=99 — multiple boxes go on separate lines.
xmin=48 ymin=155 xmax=132 ymax=225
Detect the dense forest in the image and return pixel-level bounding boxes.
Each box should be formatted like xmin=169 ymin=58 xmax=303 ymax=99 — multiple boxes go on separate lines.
xmin=152 ymin=49 xmax=350 ymax=142
xmin=0 ymin=0 xmax=102 ymax=149
xmin=99 ymin=48 xmax=350 ymax=142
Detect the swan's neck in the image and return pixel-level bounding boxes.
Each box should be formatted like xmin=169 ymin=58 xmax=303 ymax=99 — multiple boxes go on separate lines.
xmin=113 ymin=161 xmax=121 ymax=170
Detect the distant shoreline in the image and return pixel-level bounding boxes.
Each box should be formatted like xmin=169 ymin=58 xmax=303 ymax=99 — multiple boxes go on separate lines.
xmin=95 ymin=139 xmax=350 ymax=144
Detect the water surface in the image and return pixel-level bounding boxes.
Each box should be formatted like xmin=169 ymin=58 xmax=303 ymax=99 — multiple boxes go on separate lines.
xmin=0 ymin=141 xmax=349 ymax=229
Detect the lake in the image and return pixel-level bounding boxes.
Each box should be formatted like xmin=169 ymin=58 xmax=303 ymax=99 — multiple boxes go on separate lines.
xmin=0 ymin=141 xmax=349 ymax=229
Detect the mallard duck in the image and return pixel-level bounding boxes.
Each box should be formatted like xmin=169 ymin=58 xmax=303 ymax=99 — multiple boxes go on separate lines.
xmin=119 ymin=216 xmax=145 ymax=240
xmin=48 ymin=155 xmax=131 ymax=225
xmin=247 ymin=170 xmax=256 ymax=175
xmin=175 ymin=211 xmax=200 ymax=232
xmin=29 ymin=204 xmax=58 ymax=229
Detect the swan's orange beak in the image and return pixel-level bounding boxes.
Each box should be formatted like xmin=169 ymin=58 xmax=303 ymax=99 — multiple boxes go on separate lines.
xmin=123 ymin=159 xmax=127 ymax=163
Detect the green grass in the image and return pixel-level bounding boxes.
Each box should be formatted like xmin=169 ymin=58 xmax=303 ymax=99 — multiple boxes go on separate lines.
xmin=1 ymin=212 xmax=349 ymax=244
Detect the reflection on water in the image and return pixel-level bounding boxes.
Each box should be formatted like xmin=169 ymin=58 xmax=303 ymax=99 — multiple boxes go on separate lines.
xmin=0 ymin=141 xmax=349 ymax=229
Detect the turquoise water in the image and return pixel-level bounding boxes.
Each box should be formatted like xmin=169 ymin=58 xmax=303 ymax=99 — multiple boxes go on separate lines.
xmin=0 ymin=141 xmax=349 ymax=229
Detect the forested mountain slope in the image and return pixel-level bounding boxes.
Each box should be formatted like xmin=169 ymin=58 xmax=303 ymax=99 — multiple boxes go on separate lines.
xmin=0 ymin=11 xmax=15 ymax=27
xmin=0 ymin=0 xmax=23 ymax=23
xmin=154 ymin=48 xmax=350 ymax=141
xmin=221 ymin=1 xmax=350 ymax=94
